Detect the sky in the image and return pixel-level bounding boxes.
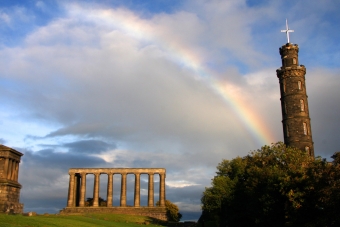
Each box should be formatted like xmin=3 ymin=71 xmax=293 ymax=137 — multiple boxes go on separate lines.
xmin=0 ymin=0 xmax=339 ymax=221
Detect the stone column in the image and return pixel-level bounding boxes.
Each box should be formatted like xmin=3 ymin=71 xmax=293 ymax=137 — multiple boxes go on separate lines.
xmin=11 ymin=160 xmax=16 ymax=180
xmin=134 ymin=173 xmax=140 ymax=207
xmin=67 ymin=173 xmax=75 ymax=207
xmin=93 ymin=173 xmax=100 ymax=207
xmin=7 ymin=159 xmax=12 ymax=180
xmin=79 ymin=173 xmax=86 ymax=207
xmin=3 ymin=158 xmax=9 ymax=180
xmin=148 ymin=173 xmax=154 ymax=207
xmin=159 ymin=173 xmax=166 ymax=207
xmin=107 ymin=173 xmax=113 ymax=207
xmin=120 ymin=173 xmax=127 ymax=207
xmin=14 ymin=161 xmax=19 ymax=181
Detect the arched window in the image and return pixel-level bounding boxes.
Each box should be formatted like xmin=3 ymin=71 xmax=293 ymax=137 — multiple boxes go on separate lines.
xmin=305 ymin=146 xmax=311 ymax=156
xmin=293 ymin=58 xmax=297 ymax=64
xmin=303 ymin=122 xmax=308 ymax=135
xmin=298 ymin=81 xmax=302 ymax=90
xmin=300 ymin=99 xmax=305 ymax=111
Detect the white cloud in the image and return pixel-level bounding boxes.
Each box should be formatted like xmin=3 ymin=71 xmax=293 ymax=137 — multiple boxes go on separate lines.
xmin=0 ymin=0 xmax=339 ymax=220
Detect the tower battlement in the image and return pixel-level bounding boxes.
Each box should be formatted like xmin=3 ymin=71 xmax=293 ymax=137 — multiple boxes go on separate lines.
xmin=278 ymin=43 xmax=301 ymax=68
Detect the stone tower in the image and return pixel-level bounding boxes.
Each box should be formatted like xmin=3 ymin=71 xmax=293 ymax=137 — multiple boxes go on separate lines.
xmin=0 ymin=145 xmax=24 ymax=213
xmin=276 ymin=43 xmax=314 ymax=157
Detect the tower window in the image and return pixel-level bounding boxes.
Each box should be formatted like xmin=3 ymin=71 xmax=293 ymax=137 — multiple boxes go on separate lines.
xmin=300 ymin=99 xmax=305 ymax=111
xmin=305 ymin=146 xmax=311 ymax=156
xmin=282 ymin=102 xmax=287 ymax=114
xmin=298 ymin=81 xmax=302 ymax=90
xmin=283 ymin=81 xmax=286 ymax=93
xmin=286 ymin=124 xmax=289 ymax=137
xmin=293 ymin=58 xmax=297 ymax=64
xmin=303 ymin=122 xmax=308 ymax=135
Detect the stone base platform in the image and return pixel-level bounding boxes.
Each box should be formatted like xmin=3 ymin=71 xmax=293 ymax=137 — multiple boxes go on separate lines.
xmin=0 ymin=180 xmax=23 ymax=214
xmin=60 ymin=207 xmax=167 ymax=221
xmin=0 ymin=202 xmax=24 ymax=214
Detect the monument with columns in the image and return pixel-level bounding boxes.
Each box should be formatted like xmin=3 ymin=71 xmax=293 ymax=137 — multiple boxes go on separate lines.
xmin=0 ymin=145 xmax=24 ymax=213
xmin=277 ymin=20 xmax=314 ymax=156
xmin=60 ymin=168 xmax=167 ymax=220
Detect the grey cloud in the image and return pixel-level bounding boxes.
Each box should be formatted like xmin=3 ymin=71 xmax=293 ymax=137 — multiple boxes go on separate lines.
xmin=0 ymin=1 xmax=338 ymax=222
xmin=20 ymin=148 xmax=105 ymax=169
xmin=62 ymin=139 xmax=116 ymax=154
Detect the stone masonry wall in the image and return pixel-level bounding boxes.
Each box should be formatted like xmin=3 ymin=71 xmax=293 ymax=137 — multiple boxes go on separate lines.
xmin=0 ymin=184 xmax=23 ymax=213
xmin=60 ymin=207 xmax=168 ymax=221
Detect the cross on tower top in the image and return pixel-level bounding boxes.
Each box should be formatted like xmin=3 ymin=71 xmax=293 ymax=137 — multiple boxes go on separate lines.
xmin=281 ymin=19 xmax=294 ymax=43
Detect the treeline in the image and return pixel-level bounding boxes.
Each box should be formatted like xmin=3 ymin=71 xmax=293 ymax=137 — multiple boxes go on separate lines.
xmin=199 ymin=142 xmax=340 ymax=227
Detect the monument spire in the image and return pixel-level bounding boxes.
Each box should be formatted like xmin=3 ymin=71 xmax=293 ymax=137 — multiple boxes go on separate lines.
xmin=276 ymin=23 xmax=314 ymax=157
xmin=281 ymin=19 xmax=294 ymax=43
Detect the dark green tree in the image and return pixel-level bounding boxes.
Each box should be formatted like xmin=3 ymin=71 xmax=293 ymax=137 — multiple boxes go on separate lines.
xmin=200 ymin=142 xmax=340 ymax=227
xmin=156 ymin=200 xmax=182 ymax=222
xmin=85 ymin=197 xmax=107 ymax=207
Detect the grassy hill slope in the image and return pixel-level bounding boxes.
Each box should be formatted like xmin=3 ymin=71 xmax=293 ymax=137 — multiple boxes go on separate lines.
xmin=0 ymin=213 xmax=166 ymax=227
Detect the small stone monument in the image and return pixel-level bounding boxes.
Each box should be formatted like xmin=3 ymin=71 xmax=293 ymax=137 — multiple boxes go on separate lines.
xmin=0 ymin=145 xmax=24 ymax=214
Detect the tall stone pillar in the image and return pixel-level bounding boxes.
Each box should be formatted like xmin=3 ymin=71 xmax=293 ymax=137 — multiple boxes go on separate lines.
xmin=134 ymin=173 xmax=140 ymax=207
xmin=13 ymin=162 xmax=18 ymax=181
xmin=159 ymin=173 xmax=166 ymax=207
xmin=107 ymin=173 xmax=113 ymax=207
xmin=148 ymin=173 xmax=154 ymax=207
xmin=3 ymin=158 xmax=9 ymax=179
xmin=79 ymin=173 xmax=86 ymax=207
xmin=7 ymin=159 xmax=12 ymax=180
xmin=93 ymin=173 xmax=100 ymax=207
xmin=11 ymin=160 xmax=16 ymax=180
xmin=67 ymin=173 xmax=75 ymax=207
xmin=120 ymin=173 xmax=127 ymax=207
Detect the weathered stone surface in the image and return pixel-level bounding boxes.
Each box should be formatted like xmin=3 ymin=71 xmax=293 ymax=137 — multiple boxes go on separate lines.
xmin=60 ymin=207 xmax=167 ymax=221
xmin=63 ymin=168 xmax=167 ymax=221
xmin=276 ymin=43 xmax=314 ymax=156
xmin=0 ymin=145 xmax=24 ymax=214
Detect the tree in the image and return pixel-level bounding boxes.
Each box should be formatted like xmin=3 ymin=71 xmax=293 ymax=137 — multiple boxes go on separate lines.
xmin=156 ymin=200 xmax=182 ymax=222
xmin=85 ymin=197 xmax=107 ymax=207
xmin=200 ymin=142 xmax=340 ymax=227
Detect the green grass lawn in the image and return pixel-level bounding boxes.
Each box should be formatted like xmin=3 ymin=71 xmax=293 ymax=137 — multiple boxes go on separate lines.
xmin=0 ymin=213 xmax=166 ymax=227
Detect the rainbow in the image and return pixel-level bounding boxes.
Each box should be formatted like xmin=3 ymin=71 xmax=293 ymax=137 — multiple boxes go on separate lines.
xmin=69 ymin=4 xmax=276 ymax=146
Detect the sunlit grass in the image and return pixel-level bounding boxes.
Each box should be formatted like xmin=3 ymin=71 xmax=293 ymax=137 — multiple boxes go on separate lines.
xmin=0 ymin=213 xmax=166 ymax=227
